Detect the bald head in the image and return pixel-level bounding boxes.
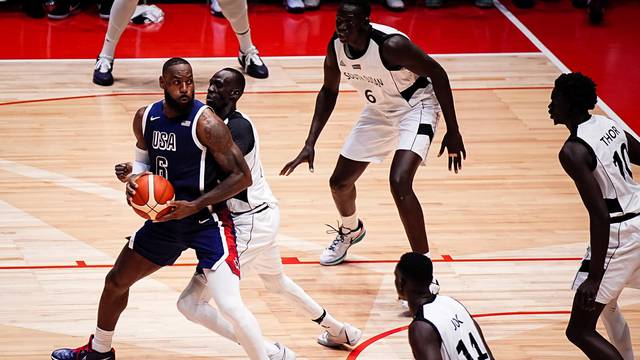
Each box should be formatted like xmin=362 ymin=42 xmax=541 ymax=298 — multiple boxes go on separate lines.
xmin=206 ymin=68 xmax=246 ymax=115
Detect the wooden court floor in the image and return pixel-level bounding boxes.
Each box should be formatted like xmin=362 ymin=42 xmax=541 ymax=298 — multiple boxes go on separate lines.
xmin=0 ymin=54 xmax=638 ymax=359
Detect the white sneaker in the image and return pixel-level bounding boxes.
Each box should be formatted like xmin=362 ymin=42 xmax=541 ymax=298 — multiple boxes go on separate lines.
xmin=284 ymin=0 xmax=304 ymax=13
xmin=317 ymin=323 xmax=362 ymax=347
xmin=209 ymin=0 xmax=223 ymax=17
xmin=269 ymin=342 xmax=296 ymax=360
xmin=320 ymin=220 xmax=366 ymax=266
xmin=385 ymin=0 xmax=405 ymax=10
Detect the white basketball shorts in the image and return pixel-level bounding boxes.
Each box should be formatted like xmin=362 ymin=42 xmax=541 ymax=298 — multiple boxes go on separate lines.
xmin=341 ymin=103 xmax=440 ymax=164
xmin=572 ymin=215 xmax=640 ymax=304
xmin=233 ymin=204 xmax=283 ymax=276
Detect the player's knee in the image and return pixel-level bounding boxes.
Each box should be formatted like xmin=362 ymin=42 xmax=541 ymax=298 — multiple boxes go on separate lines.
xmin=329 ymin=174 xmax=352 ymax=193
xmin=389 ymin=173 xmax=413 ymax=198
xmin=565 ymin=324 xmax=588 ymax=345
xmin=176 ymin=294 xmax=197 ymax=320
xmin=103 ymin=269 xmax=131 ymax=294
xmin=217 ymin=301 xmax=246 ymax=324
xmin=259 ymin=273 xmax=286 ymax=293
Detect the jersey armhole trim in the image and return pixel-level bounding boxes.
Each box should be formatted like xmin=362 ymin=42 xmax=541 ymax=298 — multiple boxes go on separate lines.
xmin=141 ymin=103 xmax=153 ymax=136
xmin=192 ymin=104 xmax=210 ymax=151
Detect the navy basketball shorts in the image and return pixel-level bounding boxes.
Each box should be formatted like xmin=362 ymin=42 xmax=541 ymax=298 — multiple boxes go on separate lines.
xmin=128 ymin=207 xmax=240 ymax=277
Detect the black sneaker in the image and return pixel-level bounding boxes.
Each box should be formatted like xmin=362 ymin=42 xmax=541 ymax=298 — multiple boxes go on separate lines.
xmin=99 ymin=0 xmax=113 ymax=19
xmin=46 ymin=0 xmax=80 ymax=19
xmin=238 ymin=46 xmax=269 ymax=79
xmin=588 ymin=0 xmax=604 ymax=24
xmin=93 ymin=57 xmax=114 ymax=86
xmin=51 ymin=335 xmax=116 ymax=360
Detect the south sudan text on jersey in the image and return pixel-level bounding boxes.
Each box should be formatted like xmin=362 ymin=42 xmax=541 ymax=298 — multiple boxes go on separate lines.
xmin=343 ymin=72 xmax=384 ymax=87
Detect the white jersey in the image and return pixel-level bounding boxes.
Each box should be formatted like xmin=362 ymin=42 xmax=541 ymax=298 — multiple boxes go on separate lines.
xmin=333 ymin=23 xmax=438 ymax=111
xmin=224 ymin=111 xmax=277 ymax=214
xmin=413 ymin=295 xmax=491 ymax=360
xmin=574 ymin=115 xmax=640 ymax=219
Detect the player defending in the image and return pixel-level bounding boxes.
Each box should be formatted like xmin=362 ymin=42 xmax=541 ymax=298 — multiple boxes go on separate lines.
xmin=93 ymin=0 xmax=268 ymax=86
xmin=51 ymin=58 xmax=282 ymax=360
xmin=116 ymin=68 xmax=362 ymax=350
xmin=280 ymin=0 xmax=466 ymax=266
xmin=395 ymin=252 xmax=493 ymax=360
xmin=550 ymin=72 xmax=638 ymax=360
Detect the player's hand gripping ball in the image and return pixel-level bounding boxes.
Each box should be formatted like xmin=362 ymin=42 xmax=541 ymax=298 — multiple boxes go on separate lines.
xmin=129 ymin=174 xmax=175 ymax=220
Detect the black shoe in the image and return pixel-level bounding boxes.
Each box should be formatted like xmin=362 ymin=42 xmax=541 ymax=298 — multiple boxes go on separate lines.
xmin=99 ymin=0 xmax=113 ymax=19
xmin=238 ymin=46 xmax=269 ymax=79
xmin=513 ymin=0 xmax=535 ymax=8
xmin=588 ymin=0 xmax=604 ymax=24
xmin=51 ymin=335 xmax=116 ymax=360
xmin=46 ymin=0 xmax=80 ymax=19
xmin=24 ymin=0 xmax=46 ymax=18
xmin=93 ymin=57 xmax=114 ymax=86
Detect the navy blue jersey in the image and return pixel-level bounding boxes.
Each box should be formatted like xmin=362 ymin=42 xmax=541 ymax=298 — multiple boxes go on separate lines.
xmin=142 ymin=99 xmax=221 ymax=207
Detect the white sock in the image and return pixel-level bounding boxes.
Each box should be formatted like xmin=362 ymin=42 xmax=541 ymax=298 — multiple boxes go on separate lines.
xmin=237 ymin=29 xmax=254 ymax=54
xmin=259 ymin=273 xmax=344 ymax=337
xmin=177 ymin=273 xmax=277 ymax=356
xmin=217 ymin=0 xmax=253 ymax=52
xmin=602 ymin=301 xmax=635 ymax=360
xmin=91 ymin=327 xmax=114 ymax=353
xmin=340 ymin=212 xmax=358 ymax=231
xmin=99 ymin=0 xmax=138 ymax=59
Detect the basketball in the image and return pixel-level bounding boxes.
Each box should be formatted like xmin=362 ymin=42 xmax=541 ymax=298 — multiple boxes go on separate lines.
xmin=129 ymin=174 xmax=175 ymax=221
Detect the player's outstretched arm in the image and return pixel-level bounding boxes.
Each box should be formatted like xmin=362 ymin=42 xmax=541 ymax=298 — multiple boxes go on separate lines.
xmin=382 ymin=36 xmax=466 ymax=172
xmin=408 ymin=321 xmax=443 ymax=360
xmin=280 ymin=39 xmax=341 ymax=176
xmin=559 ymin=141 xmax=609 ymax=311
xmin=158 ymin=109 xmax=252 ymax=221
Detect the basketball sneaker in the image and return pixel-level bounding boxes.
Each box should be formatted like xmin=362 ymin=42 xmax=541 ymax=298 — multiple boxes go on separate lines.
xmin=317 ymin=323 xmax=362 ymax=348
xmin=209 ymin=0 xmax=224 ymax=18
xmin=304 ymin=0 xmax=321 ymax=9
xmin=93 ymin=57 xmax=114 ymax=86
xmin=238 ymin=46 xmax=269 ymax=79
xmin=319 ymin=220 xmax=365 ymax=266
xmin=269 ymin=342 xmax=296 ymax=360
xmin=98 ymin=0 xmax=113 ymax=19
xmin=51 ymin=335 xmax=115 ymax=360
xmin=284 ymin=0 xmax=305 ymax=13
xmin=46 ymin=0 xmax=81 ymax=19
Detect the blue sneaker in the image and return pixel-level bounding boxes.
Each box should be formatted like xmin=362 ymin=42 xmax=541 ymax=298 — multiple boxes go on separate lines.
xmin=93 ymin=57 xmax=114 ymax=86
xmin=51 ymin=335 xmax=115 ymax=360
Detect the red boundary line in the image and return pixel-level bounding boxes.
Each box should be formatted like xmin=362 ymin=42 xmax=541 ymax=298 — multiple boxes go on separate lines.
xmin=346 ymin=310 xmax=571 ymax=360
xmin=0 ymin=86 xmax=553 ymax=107
xmin=0 ymin=254 xmax=581 ymax=271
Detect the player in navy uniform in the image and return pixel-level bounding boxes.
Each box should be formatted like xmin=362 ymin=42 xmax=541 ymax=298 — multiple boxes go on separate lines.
xmin=116 ymin=68 xmax=361 ymax=352
xmin=395 ymin=252 xmax=493 ymax=360
xmin=551 ymin=73 xmax=638 ymax=360
xmin=51 ymin=58 xmax=281 ymax=360
xmin=280 ymin=0 xmax=465 ymax=268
